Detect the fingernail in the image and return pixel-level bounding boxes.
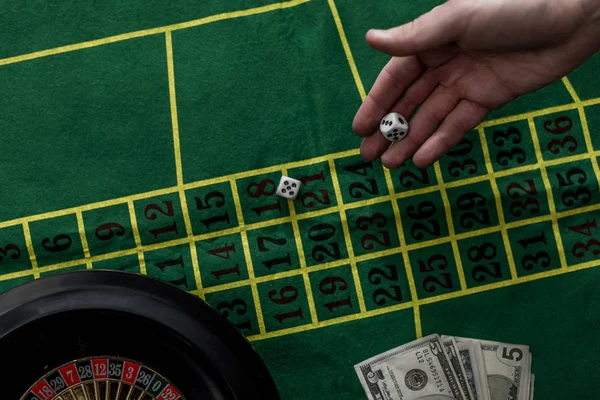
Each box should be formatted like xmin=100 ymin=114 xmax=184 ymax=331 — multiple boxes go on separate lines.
xmin=359 ymin=139 xmax=372 ymax=160
xmin=381 ymin=153 xmax=391 ymax=168
xmin=381 ymin=148 xmax=392 ymax=162
xmin=366 ymin=29 xmax=385 ymax=39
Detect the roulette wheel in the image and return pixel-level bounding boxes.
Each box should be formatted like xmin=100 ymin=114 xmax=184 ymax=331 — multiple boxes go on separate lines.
xmin=0 ymin=270 xmax=281 ymax=400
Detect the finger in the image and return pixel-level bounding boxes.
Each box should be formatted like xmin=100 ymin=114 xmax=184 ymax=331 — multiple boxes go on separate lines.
xmin=412 ymin=100 xmax=489 ymax=168
xmin=381 ymin=85 xmax=460 ymax=169
xmin=360 ymin=131 xmax=392 ymax=162
xmin=360 ymin=69 xmax=439 ymax=161
xmin=392 ymin=68 xmax=441 ymax=117
xmin=352 ymin=56 xmax=423 ymax=137
xmin=365 ymin=3 xmax=467 ymax=56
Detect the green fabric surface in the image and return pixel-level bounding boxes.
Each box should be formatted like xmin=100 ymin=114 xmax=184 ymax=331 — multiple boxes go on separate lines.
xmin=253 ymin=309 xmax=417 ymax=399
xmin=173 ymin=0 xmax=363 ymax=182
xmin=0 ymin=35 xmax=176 ymax=221
xmin=0 ymin=0 xmax=281 ymax=58
xmin=1 ymin=0 xmax=600 ymax=399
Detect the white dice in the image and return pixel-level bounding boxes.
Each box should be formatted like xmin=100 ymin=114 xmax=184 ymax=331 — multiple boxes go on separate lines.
xmin=276 ymin=175 xmax=301 ymax=200
xmin=380 ymin=112 xmax=409 ymax=142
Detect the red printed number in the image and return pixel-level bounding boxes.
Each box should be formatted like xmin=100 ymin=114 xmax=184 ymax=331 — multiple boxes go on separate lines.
xmin=122 ymin=361 xmax=141 ymax=384
xmin=158 ymin=385 xmax=180 ymax=400
xmin=544 ymin=116 xmax=578 ymax=154
xmin=59 ymin=364 xmax=80 ymax=386
xmin=568 ymin=219 xmax=600 ymax=258
xmin=31 ymin=381 xmax=56 ymax=400
xmin=92 ymin=358 xmax=108 ymax=379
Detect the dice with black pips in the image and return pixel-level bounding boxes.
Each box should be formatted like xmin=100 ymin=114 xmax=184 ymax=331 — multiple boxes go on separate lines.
xmin=380 ymin=112 xmax=409 ymax=142
xmin=276 ymin=176 xmax=301 ymax=200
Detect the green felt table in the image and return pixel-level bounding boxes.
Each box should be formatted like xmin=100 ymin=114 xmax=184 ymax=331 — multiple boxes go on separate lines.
xmin=1 ymin=0 xmax=600 ymax=399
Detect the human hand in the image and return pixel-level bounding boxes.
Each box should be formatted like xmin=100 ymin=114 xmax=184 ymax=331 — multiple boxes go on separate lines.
xmin=352 ymin=0 xmax=600 ymax=169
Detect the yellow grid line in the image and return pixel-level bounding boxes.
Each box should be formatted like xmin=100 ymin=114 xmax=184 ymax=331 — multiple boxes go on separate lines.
xmin=420 ymin=257 xmax=600 ymax=306
xmin=0 ymin=197 xmax=396 ymax=282
xmin=433 ymin=163 xmax=469 ymax=290
xmin=229 ymin=179 xmax=267 ymax=335
xmin=186 ymin=218 xmax=204 ymax=297
xmin=76 ymin=211 xmax=92 ymax=270
xmin=239 ymin=228 xmax=267 ymax=334
xmin=441 ymin=149 xmax=600 ymax=189
xmin=0 ymin=5 xmax=599 ymax=344
xmin=326 ymin=0 xmax=416 ymax=334
xmin=0 ymin=187 xmax=179 ymax=230
xmin=6 ymin=186 xmax=600 ymax=284
xmin=479 ymin=97 xmax=600 ymax=128
xmin=283 ymin=168 xmax=319 ymax=325
xmin=4 ymin=156 xmax=600 ymax=342
xmin=0 ymin=243 xmax=163 ymax=282
xmin=579 ymin=108 xmax=600 ymax=193
xmin=248 ymin=255 xmax=600 ymax=342
xmin=0 ymin=149 xmax=359 ymax=231
xmin=166 ymin=31 xmax=203 ymax=296
xmin=528 ymin=76 xmax=598 ymax=273
xmin=214 ymin=114 xmax=600 ymax=336
xmin=127 ymin=200 xmax=147 ymax=275
xmin=568 ymin=77 xmax=600 ymax=268
xmin=0 ymin=270 xmax=32 ymax=282
xmin=528 ymin=118 xmax=568 ymax=269
xmin=0 ymin=0 xmax=311 ymax=67
xmin=567 ymin=76 xmax=600 ymax=207
xmin=0 ymin=0 xmax=598 ymax=350
xmin=327 ymin=159 xmax=367 ymax=314
xmin=562 ymin=76 xmax=581 ymax=103
xmin=2 ymin=99 xmax=600 ymax=236
xmin=383 ymin=169 xmax=422 ymax=338
xmin=201 ymin=248 xmax=403 ymax=294
xmin=248 ymin=300 xmax=414 ymax=341
xmin=326 ymin=0 xmax=365 ymax=100
xmin=477 ymin=127 xmax=518 ymax=280
xmin=166 ymin=31 xmax=184 ymax=189
xmin=22 ymin=222 xmax=40 ymax=279
xmin=1 ymin=97 xmax=600 ymax=234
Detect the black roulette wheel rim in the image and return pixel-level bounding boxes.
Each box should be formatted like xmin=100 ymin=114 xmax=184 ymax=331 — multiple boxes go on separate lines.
xmin=0 ymin=269 xmax=281 ymax=400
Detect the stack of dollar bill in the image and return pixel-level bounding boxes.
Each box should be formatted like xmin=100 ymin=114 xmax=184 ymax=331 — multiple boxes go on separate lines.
xmin=354 ymin=334 xmax=534 ymax=400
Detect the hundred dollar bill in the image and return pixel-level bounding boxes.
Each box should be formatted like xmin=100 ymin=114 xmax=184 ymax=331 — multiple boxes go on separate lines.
xmin=479 ymin=340 xmax=531 ymax=400
xmin=354 ymin=334 xmax=465 ymax=400
xmin=441 ymin=336 xmax=473 ymax=400
xmin=454 ymin=339 xmax=490 ymax=400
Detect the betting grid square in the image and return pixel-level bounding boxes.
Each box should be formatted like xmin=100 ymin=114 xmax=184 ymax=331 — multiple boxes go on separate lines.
xmin=0 ymin=0 xmax=599 ymax=343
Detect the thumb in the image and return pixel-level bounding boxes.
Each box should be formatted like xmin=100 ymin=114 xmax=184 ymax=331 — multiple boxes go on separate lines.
xmin=366 ymin=2 xmax=467 ymax=56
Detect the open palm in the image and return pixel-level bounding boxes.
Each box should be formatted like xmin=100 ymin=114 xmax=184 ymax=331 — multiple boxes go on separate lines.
xmin=352 ymin=0 xmax=600 ymax=169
